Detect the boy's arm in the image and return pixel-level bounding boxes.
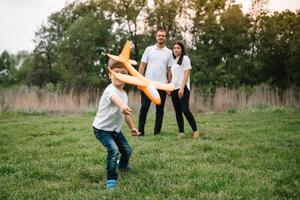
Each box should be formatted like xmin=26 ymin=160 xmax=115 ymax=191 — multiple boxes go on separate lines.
xmin=111 ymin=94 xmax=132 ymax=115
xmin=110 ymin=94 xmax=139 ymax=136
xmin=125 ymin=115 xmax=140 ymax=136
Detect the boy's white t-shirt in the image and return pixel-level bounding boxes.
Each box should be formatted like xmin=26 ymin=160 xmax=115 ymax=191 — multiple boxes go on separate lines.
xmin=92 ymin=83 xmax=128 ymax=132
xmin=141 ymin=45 xmax=173 ymax=83
xmin=171 ymin=55 xmax=192 ymax=90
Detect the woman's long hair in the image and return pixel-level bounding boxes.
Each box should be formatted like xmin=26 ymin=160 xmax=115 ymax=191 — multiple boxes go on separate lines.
xmin=172 ymin=41 xmax=186 ymax=65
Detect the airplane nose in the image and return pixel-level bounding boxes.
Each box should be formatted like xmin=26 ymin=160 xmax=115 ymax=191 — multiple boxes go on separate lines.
xmin=147 ymin=84 xmax=161 ymax=105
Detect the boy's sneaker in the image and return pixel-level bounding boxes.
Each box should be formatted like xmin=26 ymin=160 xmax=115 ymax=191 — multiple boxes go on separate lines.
xmin=106 ymin=180 xmax=117 ymax=189
xmin=118 ymin=163 xmax=131 ymax=171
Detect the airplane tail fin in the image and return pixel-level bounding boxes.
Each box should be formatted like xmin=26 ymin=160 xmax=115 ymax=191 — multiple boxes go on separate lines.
xmin=107 ymin=40 xmax=137 ymax=65
xmin=120 ymin=41 xmax=137 ymax=65
xmin=120 ymin=41 xmax=132 ymax=60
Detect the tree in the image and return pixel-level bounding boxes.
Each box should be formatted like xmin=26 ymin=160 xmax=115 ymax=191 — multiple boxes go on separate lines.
xmin=27 ymin=1 xmax=114 ymax=89
xmin=57 ymin=9 xmax=113 ymax=89
xmin=98 ymin=0 xmax=147 ymax=61
xmin=218 ymin=5 xmax=252 ymax=86
xmin=0 ymin=51 xmax=17 ymax=86
xmin=188 ymin=0 xmax=227 ymax=92
xmin=145 ymin=0 xmax=183 ymax=40
xmin=248 ymin=0 xmax=269 ymax=62
xmin=257 ymin=10 xmax=300 ymax=88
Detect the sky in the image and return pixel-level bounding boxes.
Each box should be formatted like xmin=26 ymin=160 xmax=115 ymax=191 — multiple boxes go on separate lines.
xmin=0 ymin=0 xmax=299 ymax=54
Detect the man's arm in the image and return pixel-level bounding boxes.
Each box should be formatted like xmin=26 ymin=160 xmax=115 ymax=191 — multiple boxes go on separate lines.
xmin=138 ymin=62 xmax=147 ymax=76
xmin=167 ymin=67 xmax=172 ymax=83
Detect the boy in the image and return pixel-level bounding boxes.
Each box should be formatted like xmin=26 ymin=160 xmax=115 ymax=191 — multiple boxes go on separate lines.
xmin=93 ymin=59 xmax=139 ymax=189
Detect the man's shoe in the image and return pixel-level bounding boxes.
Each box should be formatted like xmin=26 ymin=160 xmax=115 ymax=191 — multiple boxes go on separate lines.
xmin=106 ymin=180 xmax=117 ymax=189
xmin=177 ymin=132 xmax=185 ymax=138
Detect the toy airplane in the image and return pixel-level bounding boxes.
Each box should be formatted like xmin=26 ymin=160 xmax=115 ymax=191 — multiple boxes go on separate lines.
xmin=107 ymin=40 xmax=174 ymax=105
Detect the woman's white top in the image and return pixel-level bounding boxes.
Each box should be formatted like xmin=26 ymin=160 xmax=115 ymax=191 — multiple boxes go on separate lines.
xmin=92 ymin=83 xmax=128 ymax=132
xmin=171 ymin=55 xmax=192 ymax=90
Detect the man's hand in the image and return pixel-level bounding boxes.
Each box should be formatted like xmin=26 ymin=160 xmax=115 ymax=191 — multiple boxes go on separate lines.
xmin=122 ymin=105 xmax=133 ymax=115
xmin=178 ymin=88 xmax=184 ymax=99
xmin=130 ymin=128 xmax=140 ymax=136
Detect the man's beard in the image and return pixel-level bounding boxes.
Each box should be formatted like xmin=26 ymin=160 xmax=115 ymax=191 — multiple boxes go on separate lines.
xmin=157 ymin=40 xmax=165 ymax=45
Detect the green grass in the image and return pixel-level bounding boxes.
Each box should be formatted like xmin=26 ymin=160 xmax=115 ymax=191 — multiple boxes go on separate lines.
xmin=0 ymin=110 xmax=299 ymax=199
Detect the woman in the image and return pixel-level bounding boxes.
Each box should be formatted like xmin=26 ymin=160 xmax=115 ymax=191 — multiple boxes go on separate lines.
xmin=170 ymin=41 xmax=200 ymax=139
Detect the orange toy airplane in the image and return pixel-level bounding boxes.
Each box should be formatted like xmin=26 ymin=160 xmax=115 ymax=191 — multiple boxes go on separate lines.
xmin=107 ymin=40 xmax=174 ymax=105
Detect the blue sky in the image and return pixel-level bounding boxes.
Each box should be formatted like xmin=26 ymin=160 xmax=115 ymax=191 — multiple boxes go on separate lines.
xmin=0 ymin=0 xmax=299 ymax=54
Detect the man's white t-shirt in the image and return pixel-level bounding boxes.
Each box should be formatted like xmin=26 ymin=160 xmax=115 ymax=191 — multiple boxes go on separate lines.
xmin=171 ymin=55 xmax=192 ymax=90
xmin=141 ymin=45 xmax=173 ymax=83
xmin=92 ymin=83 xmax=128 ymax=132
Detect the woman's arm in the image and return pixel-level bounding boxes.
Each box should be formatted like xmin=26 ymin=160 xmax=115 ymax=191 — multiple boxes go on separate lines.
xmin=178 ymin=69 xmax=190 ymax=98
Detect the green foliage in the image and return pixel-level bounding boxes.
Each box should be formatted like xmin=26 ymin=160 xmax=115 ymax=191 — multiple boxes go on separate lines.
xmin=146 ymin=0 xmax=182 ymax=39
xmin=0 ymin=51 xmax=18 ymax=86
xmin=21 ymin=1 xmax=114 ymax=89
xmin=57 ymin=12 xmax=113 ymax=88
xmin=2 ymin=0 xmax=299 ymax=91
xmin=0 ymin=111 xmax=299 ymax=199
xmin=257 ymin=10 xmax=300 ymax=88
xmin=227 ymin=106 xmax=237 ymax=113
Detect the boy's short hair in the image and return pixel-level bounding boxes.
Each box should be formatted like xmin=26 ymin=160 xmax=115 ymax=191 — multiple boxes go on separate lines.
xmin=108 ymin=58 xmax=126 ymax=70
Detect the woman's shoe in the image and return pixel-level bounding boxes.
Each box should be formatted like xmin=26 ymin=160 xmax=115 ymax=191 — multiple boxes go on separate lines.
xmin=192 ymin=130 xmax=200 ymax=139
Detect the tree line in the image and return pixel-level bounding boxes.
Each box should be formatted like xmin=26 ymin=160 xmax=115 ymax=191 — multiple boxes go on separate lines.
xmin=1 ymin=0 xmax=299 ymax=94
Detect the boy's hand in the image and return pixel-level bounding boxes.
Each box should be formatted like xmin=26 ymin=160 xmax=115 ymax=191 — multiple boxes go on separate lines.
xmin=130 ymin=128 xmax=140 ymax=136
xmin=122 ymin=105 xmax=132 ymax=115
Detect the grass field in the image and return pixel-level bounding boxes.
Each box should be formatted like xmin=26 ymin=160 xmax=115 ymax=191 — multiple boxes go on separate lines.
xmin=0 ymin=110 xmax=299 ymax=199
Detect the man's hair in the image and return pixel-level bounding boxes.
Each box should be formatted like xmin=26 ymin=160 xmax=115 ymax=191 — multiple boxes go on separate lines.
xmin=156 ymin=29 xmax=167 ymax=36
xmin=108 ymin=58 xmax=126 ymax=70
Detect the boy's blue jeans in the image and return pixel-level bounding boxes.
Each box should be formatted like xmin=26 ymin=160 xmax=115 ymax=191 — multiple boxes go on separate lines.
xmin=93 ymin=127 xmax=132 ymax=180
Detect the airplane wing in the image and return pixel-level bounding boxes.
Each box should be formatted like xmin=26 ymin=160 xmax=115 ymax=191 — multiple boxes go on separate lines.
xmin=129 ymin=59 xmax=137 ymax=65
xmin=149 ymin=80 xmax=175 ymax=91
xmin=109 ymin=69 xmax=147 ymax=87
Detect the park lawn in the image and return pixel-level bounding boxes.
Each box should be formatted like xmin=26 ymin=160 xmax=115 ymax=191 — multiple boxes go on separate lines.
xmin=0 ymin=110 xmax=299 ymax=200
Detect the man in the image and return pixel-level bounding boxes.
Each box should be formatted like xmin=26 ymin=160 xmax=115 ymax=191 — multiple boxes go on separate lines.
xmin=138 ymin=29 xmax=173 ymax=136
